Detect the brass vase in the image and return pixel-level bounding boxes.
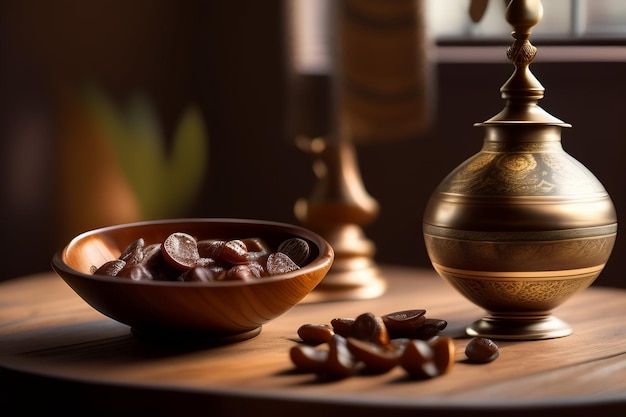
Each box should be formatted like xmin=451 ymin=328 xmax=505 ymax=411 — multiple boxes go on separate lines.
xmin=422 ymin=0 xmax=617 ymax=340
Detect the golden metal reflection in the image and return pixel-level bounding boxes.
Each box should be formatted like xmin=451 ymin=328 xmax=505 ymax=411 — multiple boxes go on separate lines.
xmin=422 ymin=0 xmax=617 ymax=339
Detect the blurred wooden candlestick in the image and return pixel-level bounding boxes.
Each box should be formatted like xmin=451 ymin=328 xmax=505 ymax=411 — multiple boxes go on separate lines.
xmin=294 ymin=136 xmax=386 ymax=301
xmin=285 ymin=0 xmax=432 ymax=300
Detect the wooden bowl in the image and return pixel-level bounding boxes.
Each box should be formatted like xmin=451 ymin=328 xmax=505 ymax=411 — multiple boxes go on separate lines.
xmin=52 ymin=218 xmax=334 ymax=343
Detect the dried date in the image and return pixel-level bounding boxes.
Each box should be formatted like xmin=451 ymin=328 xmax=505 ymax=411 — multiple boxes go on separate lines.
xmin=465 ymin=337 xmax=499 ymax=363
xmin=290 ymin=309 xmax=457 ymax=380
xmin=92 ymin=233 xmax=312 ymax=282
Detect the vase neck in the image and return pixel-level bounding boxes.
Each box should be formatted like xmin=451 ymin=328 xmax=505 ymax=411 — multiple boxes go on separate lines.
xmin=481 ymin=125 xmax=564 ymax=151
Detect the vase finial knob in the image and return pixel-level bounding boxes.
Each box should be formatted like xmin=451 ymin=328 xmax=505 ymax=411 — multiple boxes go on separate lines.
xmin=480 ymin=0 xmax=566 ymax=125
xmin=501 ymin=0 xmax=544 ymax=101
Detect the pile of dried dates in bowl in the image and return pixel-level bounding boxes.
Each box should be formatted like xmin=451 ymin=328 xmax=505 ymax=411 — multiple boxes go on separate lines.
xmin=91 ymin=232 xmax=313 ymax=282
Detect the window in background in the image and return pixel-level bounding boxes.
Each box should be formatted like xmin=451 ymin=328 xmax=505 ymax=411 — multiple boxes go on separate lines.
xmin=426 ymin=0 xmax=626 ymax=41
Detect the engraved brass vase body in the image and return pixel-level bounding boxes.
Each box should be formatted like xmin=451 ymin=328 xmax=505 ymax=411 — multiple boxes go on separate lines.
xmin=423 ymin=124 xmax=617 ymax=339
xmin=422 ymin=0 xmax=617 ymax=340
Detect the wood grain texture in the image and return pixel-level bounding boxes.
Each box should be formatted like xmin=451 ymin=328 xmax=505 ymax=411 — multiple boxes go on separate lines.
xmin=1 ymin=267 xmax=625 ymax=416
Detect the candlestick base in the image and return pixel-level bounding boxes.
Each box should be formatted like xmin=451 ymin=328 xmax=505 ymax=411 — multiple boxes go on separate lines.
xmin=295 ymin=139 xmax=386 ymax=302
xmin=300 ymin=224 xmax=387 ymax=303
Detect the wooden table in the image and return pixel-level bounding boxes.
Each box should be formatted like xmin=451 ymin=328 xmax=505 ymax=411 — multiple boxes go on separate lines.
xmin=1 ymin=266 xmax=625 ymax=416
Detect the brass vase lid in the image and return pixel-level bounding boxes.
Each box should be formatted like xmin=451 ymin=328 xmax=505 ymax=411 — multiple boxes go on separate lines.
xmin=478 ymin=0 xmax=569 ymax=127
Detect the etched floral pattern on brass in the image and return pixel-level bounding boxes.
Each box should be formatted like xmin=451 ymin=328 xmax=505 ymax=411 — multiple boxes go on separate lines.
xmin=437 ymin=268 xmax=598 ymax=312
xmin=443 ymin=150 xmax=603 ymax=196
xmin=507 ymin=41 xmax=536 ymax=64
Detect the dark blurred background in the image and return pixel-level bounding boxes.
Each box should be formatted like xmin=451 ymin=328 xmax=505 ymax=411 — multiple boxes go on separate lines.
xmin=1 ymin=0 xmax=624 ymax=288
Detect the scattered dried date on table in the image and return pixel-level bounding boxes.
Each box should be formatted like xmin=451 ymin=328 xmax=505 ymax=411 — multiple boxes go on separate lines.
xmin=465 ymin=336 xmax=500 ymax=363
xmin=290 ymin=309 xmax=499 ymax=381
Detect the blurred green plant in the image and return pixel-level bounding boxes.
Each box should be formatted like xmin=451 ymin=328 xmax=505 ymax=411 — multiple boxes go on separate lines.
xmin=82 ymin=83 xmax=209 ymax=220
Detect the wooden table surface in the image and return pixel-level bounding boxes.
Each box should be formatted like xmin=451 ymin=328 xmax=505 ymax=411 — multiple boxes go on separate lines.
xmin=1 ymin=266 xmax=625 ymax=416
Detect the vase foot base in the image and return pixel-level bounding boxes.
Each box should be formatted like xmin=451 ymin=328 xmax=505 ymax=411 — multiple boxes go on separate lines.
xmin=466 ymin=315 xmax=572 ymax=340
